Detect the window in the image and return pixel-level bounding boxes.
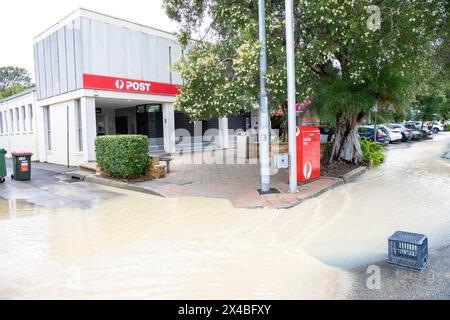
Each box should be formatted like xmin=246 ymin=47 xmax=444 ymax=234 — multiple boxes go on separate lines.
xmin=28 ymin=104 xmax=33 ymax=131
xmin=21 ymin=106 xmax=26 ymax=131
xmin=9 ymin=109 xmax=14 ymax=132
xmin=15 ymin=108 xmax=20 ymax=132
xmin=43 ymin=106 xmax=52 ymax=151
xmin=0 ymin=112 xmax=3 ymax=134
xmin=75 ymin=100 xmax=83 ymax=152
xmin=4 ymin=111 xmax=8 ymax=133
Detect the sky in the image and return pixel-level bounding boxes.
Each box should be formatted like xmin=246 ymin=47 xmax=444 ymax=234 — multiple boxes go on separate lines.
xmin=0 ymin=0 xmax=177 ymax=82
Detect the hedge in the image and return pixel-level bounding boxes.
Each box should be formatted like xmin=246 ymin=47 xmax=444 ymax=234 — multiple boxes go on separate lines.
xmin=95 ymin=135 xmax=149 ymax=179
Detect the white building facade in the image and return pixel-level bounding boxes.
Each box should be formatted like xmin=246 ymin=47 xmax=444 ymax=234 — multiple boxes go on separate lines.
xmin=1 ymin=8 xmax=251 ymax=166
xmin=0 ymin=89 xmax=39 ymax=160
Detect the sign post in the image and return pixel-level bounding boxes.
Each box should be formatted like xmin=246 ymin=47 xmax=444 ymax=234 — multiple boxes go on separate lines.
xmin=258 ymin=0 xmax=271 ymax=193
xmin=285 ymin=0 xmax=297 ymax=193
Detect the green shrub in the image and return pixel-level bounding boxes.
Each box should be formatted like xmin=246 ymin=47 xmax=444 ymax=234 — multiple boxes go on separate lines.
xmin=359 ymin=137 xmax=385 ymax=167
xmin=95 ymin=135 xmax=149 ymax=179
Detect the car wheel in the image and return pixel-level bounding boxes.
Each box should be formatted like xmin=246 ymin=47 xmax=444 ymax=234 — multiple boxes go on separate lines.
xmin=433 ymin=128 xmax=439 ymax=134
xmin=0 ymin=177 xmax=5 ymax=184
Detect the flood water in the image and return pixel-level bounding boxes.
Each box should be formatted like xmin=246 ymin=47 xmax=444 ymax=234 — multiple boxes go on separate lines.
xmin=1 ymin=133 xmax=449 ymax=299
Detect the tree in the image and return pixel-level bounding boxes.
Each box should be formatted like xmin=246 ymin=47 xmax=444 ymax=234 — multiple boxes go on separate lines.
xmin=164 ymin=0 xmax=449 ymax=162
xmin=0 ymin=66 xmax=34 ymax=99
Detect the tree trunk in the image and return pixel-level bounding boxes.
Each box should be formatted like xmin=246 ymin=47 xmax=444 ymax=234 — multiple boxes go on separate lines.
xmin=330 ymin=111 xmax=365 ymax=163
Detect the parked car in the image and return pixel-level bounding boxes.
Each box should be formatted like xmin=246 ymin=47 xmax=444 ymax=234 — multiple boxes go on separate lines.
xmin=427 ymin=121 xmax=445 ymax=133
xmin=410 ymin=128 xmax=424 ymax=140
xmin=379 ymin=124 xmax=402 ymax=143
xmin=358 ymin=126 xmax=390 ymax=145
xmin=404 ymin=123 xmax=434 ymax=139
xmin=318 ymin=126 xmax=334 ymax=144
xmin=386 ymin=123 xmax=413 ymax=141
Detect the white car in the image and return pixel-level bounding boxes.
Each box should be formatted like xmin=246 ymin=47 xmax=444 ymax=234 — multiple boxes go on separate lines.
xmin=428 ymin=121 xmax=445 ymax=133
xmin=379 ymin=124 xmax=402 ymax=143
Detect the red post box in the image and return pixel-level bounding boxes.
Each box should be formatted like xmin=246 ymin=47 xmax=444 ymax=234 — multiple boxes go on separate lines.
xmin=295 ymin=126 xmax=321 ymax=183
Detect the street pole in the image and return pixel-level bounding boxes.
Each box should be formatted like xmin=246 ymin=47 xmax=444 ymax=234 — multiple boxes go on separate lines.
xmin=258 ymin=0 xmax=270 ymax=193
xmin=285 ymin=0 xmax=297 ymax=193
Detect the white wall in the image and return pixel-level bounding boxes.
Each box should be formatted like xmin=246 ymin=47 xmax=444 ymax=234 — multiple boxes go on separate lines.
xmin=0 ymin=90 xmax=39 ymax=161
xmin=40 ymin=99 xmax=91 ymax=166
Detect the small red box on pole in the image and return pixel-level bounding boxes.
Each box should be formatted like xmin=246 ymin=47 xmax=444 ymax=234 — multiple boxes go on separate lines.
xmin=296 ymin=126 xmax=321 ymax=183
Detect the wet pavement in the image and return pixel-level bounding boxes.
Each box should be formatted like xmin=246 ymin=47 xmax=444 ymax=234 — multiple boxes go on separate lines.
xmin=0 ymin=159 xmax=120 ymax=209
xmin=348 ymin=245 xmax=450 ymax=299
xmin=0 ymin=133 xmax=449 ymax=299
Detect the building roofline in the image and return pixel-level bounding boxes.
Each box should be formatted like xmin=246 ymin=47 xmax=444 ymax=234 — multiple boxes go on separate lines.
xmin=0 ymin=88 xmax=36 ymax=104
xmin=34 ymin=7 xmax=178 ymax=44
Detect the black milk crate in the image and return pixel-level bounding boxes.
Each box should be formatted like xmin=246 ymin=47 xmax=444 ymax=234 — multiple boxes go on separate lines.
xmin=388 ymin=231 xmax=429 ymax=271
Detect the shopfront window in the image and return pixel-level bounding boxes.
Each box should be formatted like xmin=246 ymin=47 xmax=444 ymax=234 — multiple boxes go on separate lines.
xmin=9 ymin=109 xmax=14 ymax=132
xmin=76 ymin=100 xmax=83 ymax=152
xmin=43 ymin=106 xmax=52 ymax=151
xmin=0 ymin=112 xmax=3 ymax=134
xmin=15 ymin=108 xmax=20 ymax=132
xmin=21 ymin=105 xmax=26 ymax=131
xmin=28 ymin=104 xmax=33 ymax=131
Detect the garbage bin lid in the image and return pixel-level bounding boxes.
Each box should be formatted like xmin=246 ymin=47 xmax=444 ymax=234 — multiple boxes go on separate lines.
xmin=12 ymin=151 xmax=33 ymax=156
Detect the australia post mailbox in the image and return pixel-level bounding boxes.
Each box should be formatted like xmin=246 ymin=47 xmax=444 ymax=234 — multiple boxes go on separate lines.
xmin=296 ymin=126 xmax=321 ymax=183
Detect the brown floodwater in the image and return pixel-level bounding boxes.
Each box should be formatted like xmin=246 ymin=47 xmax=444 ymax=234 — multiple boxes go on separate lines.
xmin=0 ymin=133 xmax=449 ymax=299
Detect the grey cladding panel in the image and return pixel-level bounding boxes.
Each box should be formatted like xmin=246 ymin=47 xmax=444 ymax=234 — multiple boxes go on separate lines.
xmin=37 ymin=41 xmax=47 ymax=100
xmin=43 ymin=37 xmax=53 ymax=98
xmin=81 ymin=17 xmax=92 ymax=75
xmin=156 ymin=37 xmax=170 ymax=83
xmin=50 ymin=32 xmax=60 ymax=96
xmin=90 ymin=20 xmax=109 ymax=75
xmin=33 ymin=44 xmax=41 ymax=100
xmin=73 ymin=18 xmax=83 ymax=89
xmin=57 ymin=29 xmax=68 ymax=93
xmin=65 ymin=23 xmax=77 ymax=92
xmin=142 ymin=33 xmax=157 ymax=80
xmin=126 ymin=29 xmax=143 ymax=79
xmin=108 ymin=24 xmax=127 ymax=77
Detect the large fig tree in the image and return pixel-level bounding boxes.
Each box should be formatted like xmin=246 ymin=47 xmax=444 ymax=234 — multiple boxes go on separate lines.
xmin=163 ymin=0 xmax=448 ymax=162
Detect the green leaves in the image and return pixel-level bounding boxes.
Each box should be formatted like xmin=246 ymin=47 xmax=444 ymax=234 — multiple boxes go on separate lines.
xmin=359 ymin=137 xmax=385 ymax=167
xmin=0 ymin=66 xmax=34 ymax=99
xmin=164 ymin=0 xmax=448 ymax=123
xmin=95 ymin=135 xmax=149 ymax=179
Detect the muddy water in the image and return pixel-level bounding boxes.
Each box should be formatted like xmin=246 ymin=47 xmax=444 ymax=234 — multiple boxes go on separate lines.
xmin=0 ymin=133 xmax=449 ymax=299
xmin=301 ymin=133 xmax=450 ymax=268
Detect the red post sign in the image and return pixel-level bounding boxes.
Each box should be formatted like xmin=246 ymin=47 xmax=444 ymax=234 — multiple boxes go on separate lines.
xmin=296 ymin=126 xmax=321 ymax=183
xmin=83 ymin=74 xmax=180 ymax=96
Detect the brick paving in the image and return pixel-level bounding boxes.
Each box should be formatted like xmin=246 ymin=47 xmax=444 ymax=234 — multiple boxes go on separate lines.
xmin=136 ymin=150 xmax=344 ymax=209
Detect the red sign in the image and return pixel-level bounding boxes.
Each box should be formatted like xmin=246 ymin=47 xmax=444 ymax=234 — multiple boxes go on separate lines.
xmin=296 ymin=126 xmax=321 ymax=183
xmin=83 ymin=74 xmax=180 ymax=96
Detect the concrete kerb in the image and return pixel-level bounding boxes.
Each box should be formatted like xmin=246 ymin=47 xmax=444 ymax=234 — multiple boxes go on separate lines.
xmin=62 ymin=171 xmax=166 ymax=197
xmin=277 ymin=178 xmax=345 ymax=209
xmin=342 ymin=166 xmax=368 ymax=183
xmin=84 ymin=175 xmax=166 ymax=197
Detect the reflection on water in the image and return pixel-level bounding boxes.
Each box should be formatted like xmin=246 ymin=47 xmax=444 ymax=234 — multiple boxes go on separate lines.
xmin=0 ymin=199 xmax=40 ymax=219
xmin=0 ymin=133 xmax=449 ymax=299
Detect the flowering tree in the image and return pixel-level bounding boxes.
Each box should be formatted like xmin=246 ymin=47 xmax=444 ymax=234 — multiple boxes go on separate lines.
xmin=164 ymin=0 xmax=448 ymax=162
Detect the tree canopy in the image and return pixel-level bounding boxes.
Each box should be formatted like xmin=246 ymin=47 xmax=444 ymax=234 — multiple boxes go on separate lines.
xmin=0 ymin=66 xmax=34 ymax=99
xmin=164 ymin=0 xmax=449 ymax=162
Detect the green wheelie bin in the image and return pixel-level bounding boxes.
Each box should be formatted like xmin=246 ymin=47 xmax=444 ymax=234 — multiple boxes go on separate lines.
xmin=0 ymin=149 xmax=6 ymax=183
xmin=11 ymin=152 xmax=33 ymax=181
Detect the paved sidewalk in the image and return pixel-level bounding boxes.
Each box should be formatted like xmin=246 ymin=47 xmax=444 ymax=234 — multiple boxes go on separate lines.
xmin=79 ymin=150 xmax=361 ymax=209
xmin=0 ymin=159 xmax=119 ymax=209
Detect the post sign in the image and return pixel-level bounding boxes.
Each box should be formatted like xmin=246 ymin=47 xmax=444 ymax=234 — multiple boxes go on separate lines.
xmin=83 ymin=74 xmax=180 ymax=96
